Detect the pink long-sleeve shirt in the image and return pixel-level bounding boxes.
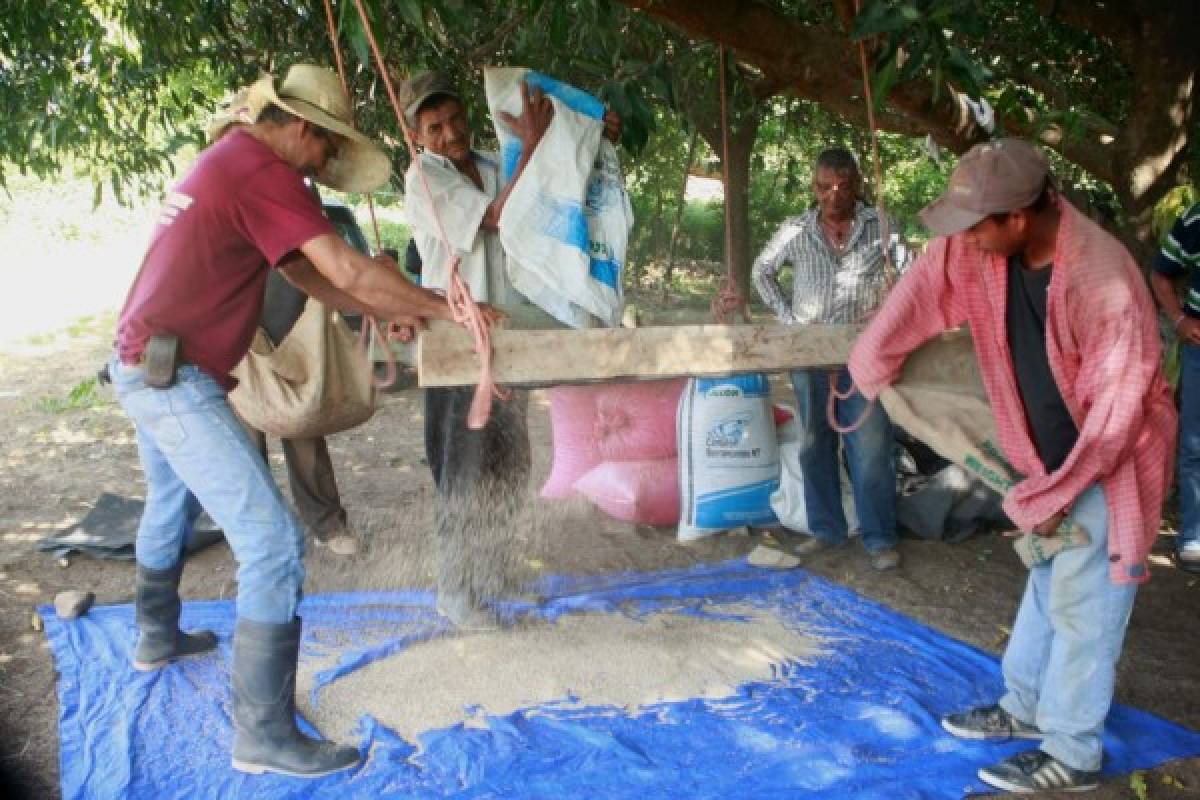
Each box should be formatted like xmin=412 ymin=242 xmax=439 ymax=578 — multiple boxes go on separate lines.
xmin=848 ymin=199 xmax=1176 ymax=584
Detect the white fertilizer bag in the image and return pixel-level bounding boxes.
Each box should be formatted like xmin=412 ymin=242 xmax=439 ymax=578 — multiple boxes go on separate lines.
xmin=770 ymin=443 xmax=859 ymax=537
xmin=677 ymin=375 xmax=781 ymax=542
xmin=484 ymin=67 xmax=632 ymax=329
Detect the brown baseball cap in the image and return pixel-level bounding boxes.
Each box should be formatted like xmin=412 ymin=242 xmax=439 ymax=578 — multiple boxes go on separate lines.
xmin=919 ymin=138 xmax=1050 ymax=236
xmin=397 ymin=70 xmax=461 ymax=128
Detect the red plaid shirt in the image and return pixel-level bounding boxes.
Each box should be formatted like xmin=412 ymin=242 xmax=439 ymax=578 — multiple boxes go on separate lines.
xmin=849 ymin=199 xmax=1176 ymax=584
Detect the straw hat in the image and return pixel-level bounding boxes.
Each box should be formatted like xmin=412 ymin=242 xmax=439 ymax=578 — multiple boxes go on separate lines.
xmin=233 ymin=64 xmax=391 ymax=193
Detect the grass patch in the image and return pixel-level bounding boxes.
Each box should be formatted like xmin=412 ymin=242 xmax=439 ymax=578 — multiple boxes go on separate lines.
xmin=32 ymin=377 xmax=106 ymax=414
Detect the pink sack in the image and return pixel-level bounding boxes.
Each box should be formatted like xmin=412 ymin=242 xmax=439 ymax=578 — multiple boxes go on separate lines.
xmin=541 ymin=379 xmax=685 ymax=498
xmin=573 ymin=459 xmax=680 ymax=525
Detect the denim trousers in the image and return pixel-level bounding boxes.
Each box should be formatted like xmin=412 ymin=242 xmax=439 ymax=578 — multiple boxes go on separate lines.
xmin=999 ymin=484 xmax=1137 ymax=772
xmin=1177 ymin=344 xmax=1200 ymax=551
xmin=790 ymin=368 xmax=897 ymax=552
xmin=241 ymin=424 xmax=347 ymax=541
xmin=110 ymin=356 xmax=305 ymax=624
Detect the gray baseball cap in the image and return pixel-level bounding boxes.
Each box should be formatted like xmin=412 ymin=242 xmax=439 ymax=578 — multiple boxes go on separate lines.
xmin=919 ymin=138 xmax=1050 ymax=236
xmin=397 ymin=70 xmax=461 ymax=128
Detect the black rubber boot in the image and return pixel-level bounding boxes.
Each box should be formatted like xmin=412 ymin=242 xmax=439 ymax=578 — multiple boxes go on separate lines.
xmin=132 ymin=563 xmax=217 ymax=672
xmin=231 ymin=617 xmax=360 ymax=778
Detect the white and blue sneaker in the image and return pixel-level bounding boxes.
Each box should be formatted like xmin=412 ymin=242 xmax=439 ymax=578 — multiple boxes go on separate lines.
xmin=978 ymin=749 xmax=1101 ymax=793
xmin=942 ymin=704 xmax=1042 ymax=740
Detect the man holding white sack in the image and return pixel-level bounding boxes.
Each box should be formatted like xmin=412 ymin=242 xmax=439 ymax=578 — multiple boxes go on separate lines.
xmin=399 ymin=70 xmax=620 ymax=629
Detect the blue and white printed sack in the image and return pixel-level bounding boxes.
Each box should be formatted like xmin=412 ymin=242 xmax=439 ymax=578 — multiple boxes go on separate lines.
xmin=484 ymin=67 xmax=632 ymax=329
xmin=677 ymin=374 xmax=780 ymax=542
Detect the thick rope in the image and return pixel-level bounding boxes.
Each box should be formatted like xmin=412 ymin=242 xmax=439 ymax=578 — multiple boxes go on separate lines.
xmin=827 ymin=0 xmax=901 ymax=435
xmin=321 ymin=0 xmax=397 ymax=389
xmin=710 ymin=45 xmax=749 ymax=325
xmin=349 ymin=0 xmax=501 ymax=429
xmin=826 ymin=372 xmax=876 ymax=434
xmin=853 ymin=0 xmax=898 ymax=290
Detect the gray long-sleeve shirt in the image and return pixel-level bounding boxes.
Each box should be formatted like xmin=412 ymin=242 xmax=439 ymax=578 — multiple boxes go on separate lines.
xmin=752 ymin=203 xmax=907 ymax=325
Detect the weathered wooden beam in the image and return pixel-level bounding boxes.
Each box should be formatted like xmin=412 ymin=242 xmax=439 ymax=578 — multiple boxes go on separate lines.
xmin=416 ymin=321 xmax=863 ymax=387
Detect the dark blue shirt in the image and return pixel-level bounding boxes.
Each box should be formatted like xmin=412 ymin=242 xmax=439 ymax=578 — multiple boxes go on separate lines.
xmin=1006 ymin=256 xmax=1079 ymax=472
xmin=1152 ymin=202 xmax=1200 ymax=317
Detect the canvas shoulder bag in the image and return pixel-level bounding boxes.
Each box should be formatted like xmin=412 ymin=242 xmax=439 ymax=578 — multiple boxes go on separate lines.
xmin=229 ymin=299 xmax=376 ymax=439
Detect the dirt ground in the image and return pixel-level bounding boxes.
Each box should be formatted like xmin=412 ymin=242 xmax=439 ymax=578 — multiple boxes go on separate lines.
xmin=2 ymin=327 xmax=1199 ymax=800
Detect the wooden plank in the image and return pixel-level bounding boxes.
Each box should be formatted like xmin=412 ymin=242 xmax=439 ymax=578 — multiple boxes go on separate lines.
xmin=416 ymin=321 xmax=863 ymax=387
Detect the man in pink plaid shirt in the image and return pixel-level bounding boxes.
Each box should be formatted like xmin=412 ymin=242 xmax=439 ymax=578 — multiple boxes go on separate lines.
xmin=848 ymin=138 xmax=1175 ymax=794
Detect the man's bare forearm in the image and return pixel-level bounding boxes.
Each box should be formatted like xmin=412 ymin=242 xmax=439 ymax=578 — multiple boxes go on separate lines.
xmin=279 ymin=257 xmax=371 ymax=315
xmin=1150 ymin=271 xmax=1184 ymax=320
xmin=481 ymin=146 xmax=532 ymax=230
xmin=300 ymin=233 xmax=452 ymax=323
xmin=341 ymin=256 xmax=451 ymax=322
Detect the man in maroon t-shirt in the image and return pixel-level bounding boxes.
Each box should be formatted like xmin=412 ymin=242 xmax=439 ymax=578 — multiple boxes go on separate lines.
xmin=109 ymin=65 xmax=499 ymax=779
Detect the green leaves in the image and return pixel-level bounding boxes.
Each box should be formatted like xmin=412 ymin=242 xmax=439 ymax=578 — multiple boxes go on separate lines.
xmin=395 ymin=0 xmax=426 ymax=31
xmin=1129 ymin=771 xmax=1149 ymax=800
xmin=1 ymin=0 xmax=243 ymax=199
xmin=851 ymin=2 xmax=920 ymax=38
xmin=339 ymin=0 xmax=373 ymax=68
xmin=850 ymin=0 xmax=992 ymax=111
xmin=598 ymin=78 xmax=657 ymax=155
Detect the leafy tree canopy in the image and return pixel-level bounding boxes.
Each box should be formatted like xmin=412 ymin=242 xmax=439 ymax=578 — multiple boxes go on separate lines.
xmin=4 ymin=0 xmax=1196 ymax=260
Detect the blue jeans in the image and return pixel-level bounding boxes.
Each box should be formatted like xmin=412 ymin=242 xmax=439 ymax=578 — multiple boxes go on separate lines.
xmin=790 ymin=368 xmax=897 ymax=552
xmin=110 ymin=356 xmax=305 ymax=624
xmin=1177 ymin=344 xmax=1200 ymax=551
xmin=999 ymin=485 xmax=1137 ymax=772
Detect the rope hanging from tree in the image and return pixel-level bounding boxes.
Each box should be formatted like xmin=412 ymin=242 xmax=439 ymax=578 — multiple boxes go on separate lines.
xmin=710 ymin=45 xmax=750 ymax=325
xmin=826 ymin=0 xmax=899 ymax=434
xmin=319 ymin=0 xmax=397 ymax=390
xmin=853 ymin=0 xmax=899 ymax=288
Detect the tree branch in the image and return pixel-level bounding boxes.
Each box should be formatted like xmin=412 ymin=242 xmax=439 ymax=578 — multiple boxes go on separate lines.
xmin=1031 ymin=0 xmax=1138 ymax=60
xmin=468 ymin=12 xmax=525 ymax=62
xmin=614 ymin=0 xmax=1120 ymax=185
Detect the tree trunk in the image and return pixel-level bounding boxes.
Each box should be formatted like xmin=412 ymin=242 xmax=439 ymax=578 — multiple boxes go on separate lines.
xmin=722 ymin=118 xmax=759 ymax=299
xmin=664 ymin=128 xmax=700 ymax=292
xmin=1107 ymin=6 xmax=1198 ymax=261
xmin=653 ymin=189 xmax=665 ymax=273
xmin=694 ymin=114 xmax=760 ymax=300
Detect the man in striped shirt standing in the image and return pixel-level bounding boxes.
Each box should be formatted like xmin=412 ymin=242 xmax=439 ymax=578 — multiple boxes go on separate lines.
xmin=752 ymin=148 xmax=906 ymax=571
xmin=1150 ymin=201 xmax=1200 ymax=572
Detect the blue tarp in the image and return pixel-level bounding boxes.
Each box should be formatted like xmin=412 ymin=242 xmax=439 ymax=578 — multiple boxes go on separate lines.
xmin=43 ymin=561 xmax=1200 ymax=799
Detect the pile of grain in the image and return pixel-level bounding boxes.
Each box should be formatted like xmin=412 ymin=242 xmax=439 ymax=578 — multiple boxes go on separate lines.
xmin=299 ymin=603 xmax=823 ymax=743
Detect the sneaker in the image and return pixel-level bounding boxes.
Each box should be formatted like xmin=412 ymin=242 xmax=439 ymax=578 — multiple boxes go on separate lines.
xmin=978 ymin=749 xmax=1100 ymax=793
xmin=1178 ymin=540 xmax=1200 ymax=571
xmin=793 ymin=536 xmax=844 ymax=557
xmin=868 ymin=548 xmax=901 ymax=571
xmin=942 ymin=703 xmax=1042 ymax=740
